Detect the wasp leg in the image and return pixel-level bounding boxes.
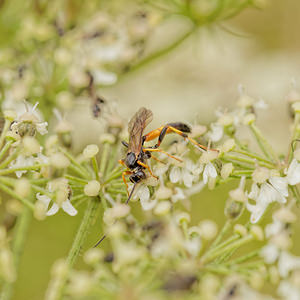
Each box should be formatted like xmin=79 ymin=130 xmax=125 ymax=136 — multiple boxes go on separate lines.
xmin=144 ymin=123 xmax=217 ymax=152
xmin=137 ymin=160 xmax=158 ymax=179
xmin=121 ymin=141 xmax=129 ymax=148
xmin=143 ymin=148 xmax=182 ymax=162
xmin=122 ymin=170 xmax=132 ymax=196
xmin=150 ymin=155 xmax=166 ymax=164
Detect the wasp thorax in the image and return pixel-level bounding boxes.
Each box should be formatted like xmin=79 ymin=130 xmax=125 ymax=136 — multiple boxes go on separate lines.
xmin=125 ymin=152 xmax=137 ymax=168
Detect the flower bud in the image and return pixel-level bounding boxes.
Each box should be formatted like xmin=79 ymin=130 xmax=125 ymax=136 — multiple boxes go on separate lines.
xmin=84 ymin=248 xmax=104 ymax=266
xmin=23 ymin=136 xmax=40 ymax=155
xmin=156 ymin=186 xmax=173 ymax=200
xmin=252 ymin=166 xmax=270 ymax=183
xmin=99 ymin=133 xmax=116 ymax=144
xmin=234 ymin=224 xmax=248 ymax=236
xmin=83 ymin=144 xmax=99 ymax=159
xmin=250 ymin=225 xmax=264 ymax=241
xmin=154 ymin=201 xmax=171 ymax=216
xmin=243 ymin=113 xmax=256 ymax=125
xmin=198 ymin=220 xmax=217 ymax=240
xmin=174 ymin=212 xmax=191 ymax=225
xmin=3 ymin=110 xmax=16 ymax=121
xmin=221 ymin=163 xmax=234 ymax=179
xmin=50 ymin=153 xmax=70 ymax=169
xmin=84 ymin=180 xmax=100 ymax=197
xmin=14 ymin=178 xmax=31 ymax=198
xmin=220 ymin=139 xmax=235 ymax=153
xmin=225 ymin=199 xmax=244 ymax=220
xmin=199 ymin=150 xmax=218 ymax=164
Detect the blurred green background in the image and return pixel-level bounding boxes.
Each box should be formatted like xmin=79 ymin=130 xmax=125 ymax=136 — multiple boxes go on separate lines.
xmin=1 ymin=0 xmax=300 ymax=299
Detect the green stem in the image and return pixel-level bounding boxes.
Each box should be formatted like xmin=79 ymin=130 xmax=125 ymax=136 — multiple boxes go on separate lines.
xmin=289 ymin=112 xmax=300 ymax=163
xmin=46 ymin=197 xmax=99 ymax=300
xmin=209 ymin=220 xmax=232 ymax=249
xmin=0 ymin=147 xmax=20 ymax=169
xmin=121 ymin=24 xmax=196 ymax=77
xmin=0 ymin=164 xmax=48 ymax=176
xmin=0 ymin=181 xmax=34 ymax=210
xmin=249 ymin=123 xmax=278 ymax=163
xmin=0 ymin=204 xmax=32 ymax=300
xmin=224 ymin=250 xmax=260 ymax=266
xmin=91 ymin=156 xmax=99 ymax=180
xmin=0 ymin=140 xmax=13 ymax=162
xmin=200 ymin=235 xmax=253 ymax=265
xmin=233 ymin=149 xmax=275 ymax=166
xmin=0 ymin=119 xmax=11 ymax=149
xmin=100 ymin=143 xmax=110 ymax=178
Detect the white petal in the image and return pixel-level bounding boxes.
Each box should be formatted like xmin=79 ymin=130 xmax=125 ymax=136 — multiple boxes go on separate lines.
xmin=136 ymin=185 xmax=157 ymax=211
xmin=203 ymin=163 xmax=217 ymax=184
xmin=208 ymin=123 xmax=223 ymax=142
xmin=278 ymin=251 xmax=300 ymax=278
xmin=36 ymin=193 xmax=51 ymax=208
xmin=260 ymin=244 xmax=279 ymax=264
xmin=171 ymin=187 xmax=185 ymax=203
xmin=248 ymin=183 xmax=259 ymax=200
xmin=36 ymin=122 xmax=48 ymax=135
xmin=246 ymin=202 xmax=268 ymax=224
xmin=257 ymin=182 xmax=286 ymax=205
xmin=182 ymin=169 xmax=194 ymax=188
xmin=265 ymin=220 xmax=284 ymax=238
xmin=61 ymin=200 xmax=78 ymax=216
xmin=93 ymin=70 xmax=117 ymax=85
xmin=169 ymin=166 xmax=181 ymax=183
xmin=46 ymin=203 xmax=59 ymax=216
xmin=278 ymin=281 xmax=300 ymax=300
xmin=269 ymin=176 xmax=288 ymax=197
xmin=287 ymin=159 xmax=300 ymax=185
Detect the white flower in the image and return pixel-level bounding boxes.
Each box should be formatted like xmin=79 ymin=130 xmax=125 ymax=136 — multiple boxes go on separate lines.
xmin=278 ymin=281 xmax=300 ymax=300
xmin=246 ymin=178 xmax=287 ymax=224
xmin=9 ymin=155 xmax=35 ymax=178
xmin=169 ymin=159 xmax=201 ymax=188
xmin=171 ymin=187 xmax=185 ymax=203
xmin=134 ymin=184 xmax=157 ymax=211
xmin=12 ymin=102 xmax=48 ymax=136
xmin=286 ymin=158 xmax=300 ymax=185
xmin=36 ymin=193 xmax=77 ymax=216
xmin=202 ymin=162 xmax=217 ymax=184
xmin=207 ymin=123 xmax=223 ymax=142
xmin=260 ymin=244 xmax=280 ymax=264
xmin=278 ymin=251 xmax=300 ymax=278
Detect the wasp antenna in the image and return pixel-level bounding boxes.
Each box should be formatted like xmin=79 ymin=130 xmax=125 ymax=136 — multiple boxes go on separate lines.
xmin=94 ymin=234 xmax=107 ymax=248
xmin=126 ymin=183 xmax=137 ymax=204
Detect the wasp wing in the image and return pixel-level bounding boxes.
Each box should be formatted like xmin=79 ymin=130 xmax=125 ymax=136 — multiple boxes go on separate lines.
xmin=128 ymin=107 xmax=153 ymax=154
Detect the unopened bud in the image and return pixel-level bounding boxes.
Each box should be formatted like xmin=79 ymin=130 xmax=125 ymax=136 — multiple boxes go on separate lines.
xmin=221 ymin=163 xmax=234 ymax=179
xmin=23 ymin=136 xmax=40 ymax=155
xmin=243 ymin=113 xmax=256 ymax=125
xmin=220 ymin=139 xmax=235 ymax=153
xmin=199 ymin=220 xmax=217 ymax=240
xmin=199 ymin=151 xmax=218 ymax=164
xmin=250 ymin=225 xmax=264 ymax=241
xmin=50 ymin=153 xmax=70 ymax=169
xmin=84 ymin=248 xmax=104 ymax=265
xmin=99 ymin=133 xmax=116 ymax=144
xmin=83 ymin=144 xmax=99 ymax=159
xmin=234 ymin=224 xmax=248 ymax=236
xmin=252 ymin=167 xmax=270 ymax=183
xmin=84 ymin=180 xmax=100 ymax=197
xmin=225 ymin=199 xmax=244 ymax=220
xmin=154 ymin=201 xmax=171 ymax=216
xmin=14 ymin=178 xmax=31 ymax=198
